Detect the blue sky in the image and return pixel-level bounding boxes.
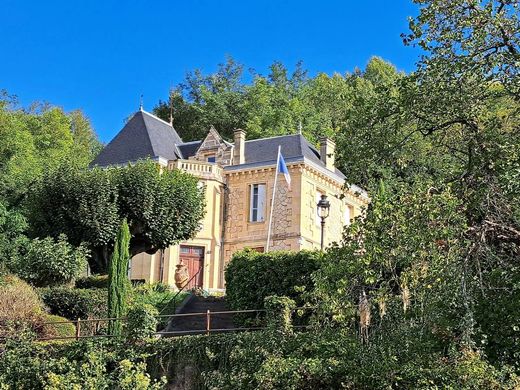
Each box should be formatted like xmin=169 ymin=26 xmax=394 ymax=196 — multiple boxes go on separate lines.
xmin=1 ymin=1 xmax=420 ymax=143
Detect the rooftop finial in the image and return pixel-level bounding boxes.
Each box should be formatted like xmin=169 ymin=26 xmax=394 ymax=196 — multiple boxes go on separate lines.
xmin=298 ymin=121 xmax=303 ymax=135
xmin=139 ymin=94 xmax=144 ymax=111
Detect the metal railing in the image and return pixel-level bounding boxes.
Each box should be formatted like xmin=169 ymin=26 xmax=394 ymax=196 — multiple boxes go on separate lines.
xmin=5 ymin=307 xmax=314 ymax=342
xmin=159 ymin=267 xmax=203 ymax=316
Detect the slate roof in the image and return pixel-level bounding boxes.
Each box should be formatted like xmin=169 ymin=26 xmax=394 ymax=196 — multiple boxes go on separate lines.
xmin=91 ymin=110 xmax=346 ymax=181
xmin=91 ymin=110 xmax=184 ymax=166
xmin=178 ymin=141 xmax=202 ymax=159
xmin=232 ymin=134 xmax=346 ymax=180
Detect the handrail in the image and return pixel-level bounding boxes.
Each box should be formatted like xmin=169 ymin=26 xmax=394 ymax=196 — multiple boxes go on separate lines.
xmin=160 ymin=266 xmax=203 ymax=316
xmin=2 ymin=307 xmax=316 ymax=341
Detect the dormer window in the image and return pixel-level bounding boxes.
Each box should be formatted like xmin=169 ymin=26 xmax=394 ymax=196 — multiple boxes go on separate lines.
xmin=207 ymin=154 xmax=216 ymax=163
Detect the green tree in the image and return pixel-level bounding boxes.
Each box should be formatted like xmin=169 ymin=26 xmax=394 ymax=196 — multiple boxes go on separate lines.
xmin=318 ymin=0 xmax=520 ymax=369
xmin=11 ymin=234 xmax=88 ymax=287
xmin=108 ymin=219 xmax=131 ymax=336
xmin=29 ymin=161 xmax=206 ymax=273
xmin=0 ymin=201 xmax=28 ymax=273
xmin=0 ymin=91 xmax=101 ymax=208
xmin=155 ymin=56 xmax=382 ymax=144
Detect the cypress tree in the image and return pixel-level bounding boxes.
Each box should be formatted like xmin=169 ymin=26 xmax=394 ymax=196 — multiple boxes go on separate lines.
xmin=107 ymin=219 xmax=131 ymax=336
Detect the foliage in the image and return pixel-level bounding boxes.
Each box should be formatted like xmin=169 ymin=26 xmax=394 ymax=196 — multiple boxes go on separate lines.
xmin=0 ymin=275 xmax=46 ymax=339
xmin=153 ymin=56 xmax=398 ymax=144
xmin=0 ymin=201 xmax=27 ymax=272
xmin=264 ymin=296 xmax=296 ymax=334
xmin=0 ymin=338 xmax=165 ymax=389
xmin=225 ymin=249 xmax=321 ymax=312
xmin=43 ymin=314 xmax=76 ymax=339
xmin=132 ymin=283 xmax=181 ymax=312
xmin=39 ymin=287 xmax=107 ymax=320
xmin=75 ymin=274 xmax=109 ymax=289
xmin=0 ymin=91 xmax=100 ymax=207
xmin=108 ymin=219 xmax=131 ymax=336
xmin=10 ymin=234 xmax=88 ymax=287
xmin=126 ymin=304 xmax=158 ymax=341
xmin=307 ymin=0 xmax=520 ymax=373
xmin=29 ymin=160 xmax=206 ymax=273
xmin=144 ymin=330 xmax=519 ymax=390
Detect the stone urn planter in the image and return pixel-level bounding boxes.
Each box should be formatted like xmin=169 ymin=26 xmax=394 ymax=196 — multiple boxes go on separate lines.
xmin=174 ymin=264 xmax=189 ymax=289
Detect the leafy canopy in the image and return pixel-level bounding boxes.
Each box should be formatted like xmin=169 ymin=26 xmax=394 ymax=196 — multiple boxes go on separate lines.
xmin=29 ymin=160 xmax=206 ymax=273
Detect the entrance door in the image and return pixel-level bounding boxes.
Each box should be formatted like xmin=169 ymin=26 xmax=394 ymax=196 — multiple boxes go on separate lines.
xmin=179 ymin=245 xmax=204 ymax=288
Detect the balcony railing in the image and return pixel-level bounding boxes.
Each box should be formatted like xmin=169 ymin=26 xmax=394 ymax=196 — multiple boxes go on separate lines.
xmin=170 ymin=159 xmax=224 ymax=182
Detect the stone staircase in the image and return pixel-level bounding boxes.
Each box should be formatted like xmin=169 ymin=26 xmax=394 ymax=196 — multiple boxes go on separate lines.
xmin=162 ymin=295 xmax=235 ymax=336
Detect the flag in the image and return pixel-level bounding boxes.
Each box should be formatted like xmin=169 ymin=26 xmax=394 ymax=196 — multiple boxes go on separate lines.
xmin=277 ymin=151 xmax=291 ymax=186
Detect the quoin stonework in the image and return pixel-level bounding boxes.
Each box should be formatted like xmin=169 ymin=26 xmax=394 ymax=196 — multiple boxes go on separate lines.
xmin=92 ymin=109 xmax=368 ymax=291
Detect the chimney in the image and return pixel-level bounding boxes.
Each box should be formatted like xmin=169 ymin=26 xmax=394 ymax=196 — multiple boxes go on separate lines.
xmin=233 ymin=129 xmax=246 ymax=165
xmin=319 ymin=137 xmax=335 ymax=171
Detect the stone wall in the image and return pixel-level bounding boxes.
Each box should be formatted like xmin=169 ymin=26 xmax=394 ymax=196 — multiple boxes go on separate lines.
xmin=190 ymin=126 xmax=233 ymax=166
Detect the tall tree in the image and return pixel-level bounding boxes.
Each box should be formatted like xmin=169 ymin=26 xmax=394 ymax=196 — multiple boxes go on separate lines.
xmin=29 ymin=161 xmax=206 ymax=273
xmin=316 ymin=0 xmax=520 ymax=369
xmin=108 ymin=219 xmax=131 ymax=336
xmin=0 ymin=91 xmax=101 ymax=208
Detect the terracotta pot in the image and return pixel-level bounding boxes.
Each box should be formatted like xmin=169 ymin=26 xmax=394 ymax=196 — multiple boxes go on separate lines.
xmin=174 ymin=264 xmax=189 ymax=289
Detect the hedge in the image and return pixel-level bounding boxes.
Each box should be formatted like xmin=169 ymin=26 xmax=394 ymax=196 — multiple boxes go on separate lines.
xmin=75 ymin=274 xmax=109 ymax=289
xmin=39 ymin=287 xmax=107 ymax=320
xmin=225 ymin=249 xmax=322 ymax=312
xmin=2 ymin=331 xmax=517 ymax=390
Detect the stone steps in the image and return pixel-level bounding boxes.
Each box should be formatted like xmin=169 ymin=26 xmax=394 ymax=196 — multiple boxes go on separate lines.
xmin=162 ymin=295 xmax=235 ymax=336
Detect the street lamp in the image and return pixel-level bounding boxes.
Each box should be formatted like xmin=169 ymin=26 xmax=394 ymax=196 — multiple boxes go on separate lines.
xmin=317 ymin=194 xmax=330 ymax=250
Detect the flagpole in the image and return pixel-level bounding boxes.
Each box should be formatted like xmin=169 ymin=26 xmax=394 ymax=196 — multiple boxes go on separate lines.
xmin=266 ymin=145 xmax=281 ymax=252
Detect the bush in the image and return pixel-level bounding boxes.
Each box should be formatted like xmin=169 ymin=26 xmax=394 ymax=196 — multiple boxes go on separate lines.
xmin=0 ymin=274 xmax=47 ymax=339
xmin=127 ymin=304 xmax=158 ymax=341
xmin=225 ymin=250 xmax=321 ymax=311
xmin=39 ymin=287 xmax=107 ymax=320
xmin=12 ymin=234 xmax=88 ymax=287
xmin=75 ymin=274 xmax=109 ymax=289
xmin=0 ymin=338 xmax=165 ymax=389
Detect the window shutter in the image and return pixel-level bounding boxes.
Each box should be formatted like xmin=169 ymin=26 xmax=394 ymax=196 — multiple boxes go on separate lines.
xmin=258 ymin=184 xmax=266 ymax=221
xmin=249 ymin=185 xmax=255 ymax=222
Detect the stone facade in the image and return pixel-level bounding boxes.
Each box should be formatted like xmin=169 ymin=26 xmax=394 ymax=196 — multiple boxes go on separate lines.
xmin=129 ymin=127 xmax=368 ymax=291
xmin=190 ymin=126 xmax=233 ymax=166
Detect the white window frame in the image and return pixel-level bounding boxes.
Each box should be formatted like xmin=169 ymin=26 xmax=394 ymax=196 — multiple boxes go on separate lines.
xmin=249 ymin=183 xmax=266 ymax=222
xmin=344 ymin=204 xmax=352 ymax=226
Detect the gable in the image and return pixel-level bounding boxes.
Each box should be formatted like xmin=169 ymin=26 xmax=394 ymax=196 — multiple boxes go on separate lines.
xmin=191 ymin=126 xmax=233 ymax=165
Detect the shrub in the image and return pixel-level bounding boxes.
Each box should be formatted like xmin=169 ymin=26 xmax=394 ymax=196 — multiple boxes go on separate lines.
xmin=132 ymin=283 xmax=174 ymax=311
xmin=0 ymin=274 xmax=46 ymax=339
xmin=12 ymin=234 xmax=88 ymax=287
xmin=264 ymin=296 xmax=296 ymax=334
xmin=75 ymin=274 xmax=109 ymax=289
xmin=225 ymin=250 xmax=321 ymax=311
xmin=126 ymin=304 xmax=158 ymax=341
xmin=0 ymin=338 xmax=165 ymax=389
xmin=39 ymin=287 xmax=107 ymax=320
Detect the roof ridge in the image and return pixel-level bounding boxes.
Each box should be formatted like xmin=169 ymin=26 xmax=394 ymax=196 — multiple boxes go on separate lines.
xmin=141 ymin=109 xmax=176 ymax=128
xmin=136 ymin=111 xmax=155 ymax=155
xmin=244 ymin=133 xmax=301 ymax=143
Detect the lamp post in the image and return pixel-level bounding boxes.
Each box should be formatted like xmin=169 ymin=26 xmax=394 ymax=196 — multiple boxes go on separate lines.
xmin=317 ymin=194 xmax=330 ymax=251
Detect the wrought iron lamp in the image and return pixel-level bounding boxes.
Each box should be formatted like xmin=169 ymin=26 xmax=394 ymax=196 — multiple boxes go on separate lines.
xmin=317 ymin=194 xmax=330 ymax=250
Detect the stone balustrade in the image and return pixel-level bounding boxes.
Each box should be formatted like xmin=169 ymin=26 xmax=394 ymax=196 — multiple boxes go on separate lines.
xmin=170 ymin=159 xmax=224 ymax=182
